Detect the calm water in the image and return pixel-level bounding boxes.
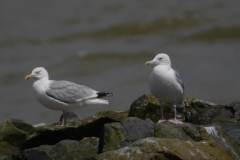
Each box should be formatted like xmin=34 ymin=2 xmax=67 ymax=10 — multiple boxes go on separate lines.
xmin=0 ymin=1 xmax=240 ymax=125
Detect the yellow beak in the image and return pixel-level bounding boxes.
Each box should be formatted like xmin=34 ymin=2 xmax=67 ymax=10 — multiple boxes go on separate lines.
xmin=25 ymin=74 xmax=34 ymax=80
xmin=145 ymin=61 xmax=151 ymax=66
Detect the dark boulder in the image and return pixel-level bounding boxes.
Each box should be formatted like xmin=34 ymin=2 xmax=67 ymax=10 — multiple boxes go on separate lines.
xmin=98 ymin=117 xmax=155 ymax=153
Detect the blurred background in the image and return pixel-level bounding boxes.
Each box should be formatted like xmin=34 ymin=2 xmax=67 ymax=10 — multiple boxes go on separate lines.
xmin=0 ymin=1 xmax=240 ymax=125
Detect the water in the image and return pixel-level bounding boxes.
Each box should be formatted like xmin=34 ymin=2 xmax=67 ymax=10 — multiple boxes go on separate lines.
xmin=205 ymin=126 xmax=238 ymax=158
xmin=0 ymin=1 xmax=240 ymax=125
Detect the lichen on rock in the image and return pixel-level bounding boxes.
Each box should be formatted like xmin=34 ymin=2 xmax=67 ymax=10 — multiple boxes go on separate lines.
xmin=128 ymin=94 xmax=174 ymax=123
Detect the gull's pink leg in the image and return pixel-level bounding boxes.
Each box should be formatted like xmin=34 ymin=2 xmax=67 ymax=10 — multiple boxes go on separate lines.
xmin=56 ymin=110 xmax=66 ymax=126
xmin=61 ymin=110 xmax=66 ymax=126
xmin=168 ymin=104 xmax=183 ymax=125
xmin=157 ymin=100 xmax=167 ymax=123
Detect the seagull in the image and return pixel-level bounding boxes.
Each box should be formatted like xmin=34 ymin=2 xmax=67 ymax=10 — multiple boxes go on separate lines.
xmin=145 ymin=53 xmax=185 ymax=124
xmin=25 ymin=67 xmax=114 ymax=126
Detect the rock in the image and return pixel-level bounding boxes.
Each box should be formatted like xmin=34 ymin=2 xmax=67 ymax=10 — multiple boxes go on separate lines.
xmin=21 ymin=110 xmax=128 ymax=150
xmin=94 ymin=122 xmax=240 ymax=160
xmin=155 ymin=122 xmax=240 ymax=157
xmin=45 ymin=140 xmax=86 ymax=159
xmin=13 ymin=137 xmax=99 ymax=160
xmin=0 ymin=110 xmax=128 ymax=157
xmin=0 ymin=156 xmax=12 ymax=160
xmin=221 ymin=101 xmax=240 ymax=121
xmin=155 ymin=122 xmax=207 ymax=142
xmin=185 ymin=101 xmax=240 ymax=146
xmin=94 ymin=137 xmax=237 ymax=160
xmin=1 ymin=96 xmax=240 ymax=159
xmin=128 ymin=94 xmax=218 ymax=123
xmin=78 ymin=137 xmax=99 ymax=157
xmin=128 ymin=94 xmax=176 ymax=123
xmin=212 ymin=124 xmax=240 ymax=154
xmin=184 ymin=97 xmax=220 ymax=124
xmin=59 ymin=111 xmax=82 ymax=122
xmin=99 ymin=117 xmax=155 ymax=153
xmin=217 ymin=122 xmax=240 ymax=146
xmin=21 ymin=110 xmax=127 ymax=151
xmin=128 ymin=94 xmax=240 ymax=125
xmin=186 ymin=101 xmax=240 ymax=125
xmin=13 ymin=149 xmax=52 ymax=160
xmin=0 ymin=119 xmax=35 ymax=156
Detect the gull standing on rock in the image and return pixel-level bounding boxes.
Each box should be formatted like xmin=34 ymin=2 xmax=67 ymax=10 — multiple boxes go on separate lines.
xmin=25 ymin=67 xmax=114 ymax=126
xmin=145 ymin=53 xmax=185 ymax=125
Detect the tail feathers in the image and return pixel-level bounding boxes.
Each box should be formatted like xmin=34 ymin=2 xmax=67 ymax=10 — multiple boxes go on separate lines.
xmin=97 ymin=92 xmax=114 ymax=98
xmin=84 ymin=99 xmax=109 ymax=105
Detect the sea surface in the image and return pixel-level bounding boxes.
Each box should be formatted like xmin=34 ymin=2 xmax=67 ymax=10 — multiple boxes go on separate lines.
xmin=0 ymin=1 xmax=240 ymax=125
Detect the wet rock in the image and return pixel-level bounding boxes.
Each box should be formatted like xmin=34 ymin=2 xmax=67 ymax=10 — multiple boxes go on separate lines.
xmin=99 ymin=117 xmax=155 ymax=153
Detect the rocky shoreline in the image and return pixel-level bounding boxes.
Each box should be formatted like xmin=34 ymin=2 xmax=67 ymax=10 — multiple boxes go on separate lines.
xmin=1 ymin=95 xmax=240 ymax=160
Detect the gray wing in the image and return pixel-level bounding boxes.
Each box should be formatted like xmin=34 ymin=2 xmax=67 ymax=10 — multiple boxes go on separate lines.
xmin=46 ymin=80 xmax=98 ymax=103
xmin=173 ymin=69 xmax=185 ymax=95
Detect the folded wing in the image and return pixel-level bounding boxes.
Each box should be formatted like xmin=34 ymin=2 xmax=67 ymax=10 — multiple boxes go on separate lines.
xmin=46 ymin=80 xmax=98 ymax=103
xmin=173 ymin=69 xmax=185 ymax=95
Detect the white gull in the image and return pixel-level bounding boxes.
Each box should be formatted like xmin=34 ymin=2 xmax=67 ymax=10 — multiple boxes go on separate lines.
xmin=25 ymin=67 xmax=113 ymax=126
xmin=145 ymin=53 xmax=185 ymax=124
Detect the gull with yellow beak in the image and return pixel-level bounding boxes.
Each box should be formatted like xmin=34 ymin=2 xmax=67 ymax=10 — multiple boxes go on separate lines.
xmin=25 ymin=67 xmax=114 ymax=126
xmin=145 ymin=53 xmax=185 ymax=124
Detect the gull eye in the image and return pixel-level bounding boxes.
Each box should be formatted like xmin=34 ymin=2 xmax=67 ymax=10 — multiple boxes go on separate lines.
xmin=35 ymin=71 xmax=40 ymax=74
xmin=158 ymin=58 xmax=162 ymax=60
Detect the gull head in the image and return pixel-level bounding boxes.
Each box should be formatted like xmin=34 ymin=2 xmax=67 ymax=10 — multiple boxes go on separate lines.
xmin=25 ymin=67 xmax=49 ymax=80
xmin=145 ymin=53 xmax=171 ymax=66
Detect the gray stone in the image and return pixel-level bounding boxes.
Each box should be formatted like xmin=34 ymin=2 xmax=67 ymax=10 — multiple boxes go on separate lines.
xmin=99 ymin=117 xmax=155 ymax=153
